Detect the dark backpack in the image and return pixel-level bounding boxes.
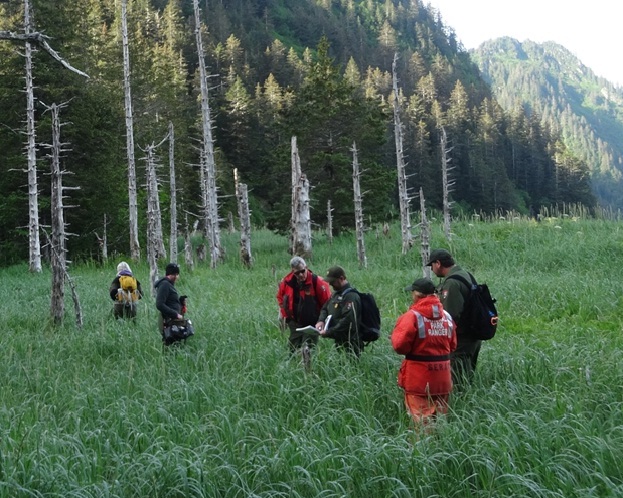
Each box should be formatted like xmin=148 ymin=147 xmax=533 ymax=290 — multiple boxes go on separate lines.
xmin=446 ymin=273 xmax=498 ymax=340
xmin=344 ymin=289 xmax=381 ymax=343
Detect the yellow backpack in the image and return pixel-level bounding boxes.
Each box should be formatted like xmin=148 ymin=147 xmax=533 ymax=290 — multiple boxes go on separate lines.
xmin=117 ymin=275 xmax=140 ymax=305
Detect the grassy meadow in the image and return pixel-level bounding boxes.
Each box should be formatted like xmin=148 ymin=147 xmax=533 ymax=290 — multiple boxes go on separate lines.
xmin=1 ymin=216 xmax=623 ymax=497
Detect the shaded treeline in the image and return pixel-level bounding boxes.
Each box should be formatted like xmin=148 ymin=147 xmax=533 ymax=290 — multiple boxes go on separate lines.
xmin=0 ymin=0 xmax=594 ymax=265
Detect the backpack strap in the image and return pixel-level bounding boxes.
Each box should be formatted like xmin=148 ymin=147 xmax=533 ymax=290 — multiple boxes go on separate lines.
xmin=446 ymin=272 xmax=476 ymax=289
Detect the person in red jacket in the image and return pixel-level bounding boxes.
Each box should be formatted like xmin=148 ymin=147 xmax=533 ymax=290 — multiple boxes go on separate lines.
xmin=391 ymin=277 xmax=457 ymax=427
xmin=277 ymin=256 xmax=332 ymax=352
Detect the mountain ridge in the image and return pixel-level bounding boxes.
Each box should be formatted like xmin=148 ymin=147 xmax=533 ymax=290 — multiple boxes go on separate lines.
xmin=471 ymin=36 xmax=623 ymax=207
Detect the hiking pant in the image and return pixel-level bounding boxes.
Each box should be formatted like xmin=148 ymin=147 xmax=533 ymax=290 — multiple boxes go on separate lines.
xmin=287 ymin=320 xmax=319 ymax=352
xmin=114 ymin=302 xmax=137 ymax=319
xmin=451 ymin=336 xmax=482 ymax=386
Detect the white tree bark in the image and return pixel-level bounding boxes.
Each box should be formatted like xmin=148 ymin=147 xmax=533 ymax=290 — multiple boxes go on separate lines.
xmin=144 ymin=142 xmax=167 ymax=263
xmin=24 ymin=0 xmax=41 ymax=273
xmin=48 ymin=103 xmax=66 ymax=324
xmin=184 ymin=212 xmax=194 ymax=271
xmin=95 ymin=214 xmax=108 ymax=262
xmin=193 ymin=0 xmax=222 ymax=268
xmin=440 ymin=126 xmax=454 ymax=241
xmin=326 ymin=199 xmax=333 ymax=246
xmin=2 ymin=3 xmax=88 ymax=273
xmin=168 ymin=122 xmax=178 ymax=263
xmin=290 ymin=137 xmax=312 ymax=258
xmin=290 ymin=136 xmax=301 ymax=254
xmin=418 ymin=187 xmax=432 ymax=279
xmin=351 ymin=142 xmax=367 ymax=269
xmin=234 ymin=169 xmax=253 ymax=268
xmin=44 ymin=102 xmax=82 ymax=327
xmin=121 ymin=0 xmax=140 ymax=260
xmin=293 ymin=174 xmax=312 ymax=259
xmin=392 ymin=53 xmax=413 ymax=254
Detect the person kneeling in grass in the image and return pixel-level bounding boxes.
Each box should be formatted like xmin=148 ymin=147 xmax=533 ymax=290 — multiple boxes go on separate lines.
xmin=391 ymin=278 xmax=457 ymax=428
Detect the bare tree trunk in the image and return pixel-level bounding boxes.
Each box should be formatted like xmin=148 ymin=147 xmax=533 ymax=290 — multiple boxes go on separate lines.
xmin=326 ymin=200 xmax=333 ymax=246
xmin=234 ymin=169 xmax=253 ymax=268
xmin=351 ymin=142 xmax=367 ymax=269
xmin=227 ymin=211 xmax=236 ymax=233
xmin=48 ymin=103 xmax=66 ymax=324
xmin=95 ymin=214 xmax=108 ymax=262
xmin=440 ymin=126 xmax=454 ymax=241
xmin=290 ymin=137 xmax=312 ymax=258
xmin=184 ymin=212 xmax=194 ymax=271
xmin=168 ymin=122 xmax=178 ymax=263
xmin=44 ymin=102 xmax=82 ymax=327
xmin=122 ymin=0 xmax=140 ymax=260
xmin=418 ymin=187 xmax=432 ymax=279
xmin=290 ymin=135 xmax=302 ymax=254
xmin=392 ymin=53 xmax=413 ymax=254
xmin=144 ymin=143 xmax=166 ymax=265
xmin=193 ymin=0 xmax=222 ymax=268
xmin=24 ymin=0 xmax=41 ymax=273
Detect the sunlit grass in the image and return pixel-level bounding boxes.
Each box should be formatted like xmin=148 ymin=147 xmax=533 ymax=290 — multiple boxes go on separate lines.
xmin=1 ymin=218 xmax=623 ymax=497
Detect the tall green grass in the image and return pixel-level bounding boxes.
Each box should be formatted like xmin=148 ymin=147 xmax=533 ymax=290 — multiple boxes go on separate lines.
xmin=1 ymin=218 xmax=622 ymax=497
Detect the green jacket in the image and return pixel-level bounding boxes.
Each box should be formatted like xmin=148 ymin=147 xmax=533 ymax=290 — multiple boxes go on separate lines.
xmin=438 ymin=265 xmax=471 ymax=324
xmin=318 ymin=286 xmax=362 ymax=353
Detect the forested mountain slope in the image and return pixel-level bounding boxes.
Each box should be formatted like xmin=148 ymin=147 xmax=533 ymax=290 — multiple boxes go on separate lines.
xmin=471 ymin=37 xmax=623 ymax=208
xmin=0 ymin=0 xmax=595 ymax=264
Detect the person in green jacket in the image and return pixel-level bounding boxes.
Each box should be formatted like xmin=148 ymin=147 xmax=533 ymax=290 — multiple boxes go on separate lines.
xmin=428 ymin=249 xmax=482 ymax=386
xmin=316 ymin=266 xmax=363 ymax=357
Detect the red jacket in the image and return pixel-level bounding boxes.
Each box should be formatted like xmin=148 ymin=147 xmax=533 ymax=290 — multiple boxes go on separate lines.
xmin=391 ymin=295 xmax=457 ymax=395
xmin=277 ymin=271 xmax=332 ymax=322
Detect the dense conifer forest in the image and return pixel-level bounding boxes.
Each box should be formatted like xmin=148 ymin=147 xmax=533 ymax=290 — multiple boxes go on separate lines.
xmin=471 ymin=37 xmax=623 ymax=209
xmin=0 ymin=0 xmax=596 ymax=264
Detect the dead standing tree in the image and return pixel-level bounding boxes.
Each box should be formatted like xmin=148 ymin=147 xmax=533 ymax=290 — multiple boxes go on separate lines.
xmin=234 ymin=169 xmax=253 ymax=267
xmin=143 ymin=138 xmax=168 ymax=293
xmin=440 ymin=126 xmax=454 ymax=241
xmin=193 ymin=0 xmax=223 ymax=268
xmin=392 ymin=53 xmax=414 ymax=254
xmin=1 ymin=0 xmax=86 ymax=273
xmin=351 ymin=142 xmax=367 ymax=269
xmin=290 ymin=136 xmax=312 ymax=258
xmin=121 ymin=0 xmax=140 ymax=261
xmin=418 ymin=187 xmax=432 ymax=279
xmin=43 ymin=102 xmax=83 ymax=327
xmin=326 ymin=200 xmax=333 ymax=246
xmin=168 ymin=121 xmax=178 ymax=263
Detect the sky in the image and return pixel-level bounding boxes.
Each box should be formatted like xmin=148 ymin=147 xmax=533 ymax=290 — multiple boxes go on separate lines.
xmin=425 ymin=0 xmax=622 ymax=86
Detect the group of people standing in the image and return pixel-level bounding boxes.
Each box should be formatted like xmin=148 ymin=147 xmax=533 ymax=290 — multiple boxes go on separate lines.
xmin=110 ymin=248 xmax=485 ymax=429
xmin=277 ymin=248 xmax=484 ymax=428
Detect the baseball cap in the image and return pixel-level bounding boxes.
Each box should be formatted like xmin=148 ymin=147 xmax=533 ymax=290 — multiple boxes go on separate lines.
xmin=426 ymin=249 xmax=453 ymax=266
xmin=325 ymin=266 xmax=346 ymax=284
xmin=165 ymin=262 xmax=180 ymax=275
xmin=404 ymin=277 xmax=436 ymax=294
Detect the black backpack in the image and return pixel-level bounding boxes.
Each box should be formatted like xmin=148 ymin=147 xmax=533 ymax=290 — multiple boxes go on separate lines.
xmin=344 ymin=289 xmax=381 ymax=343
xmin=446 ymin=273 xmax=498 ymax=340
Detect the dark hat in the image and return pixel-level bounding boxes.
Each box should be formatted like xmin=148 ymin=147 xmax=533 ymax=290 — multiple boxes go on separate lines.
xmin=165 ymin=262 xmax=180 ymax=275
xmin=325 ymin=265 xmax=346 ymax=284
xmin=405 ymin=277 xmax=436 ymax=295
xmin=426 ymin=248 xmax=453 ymax=266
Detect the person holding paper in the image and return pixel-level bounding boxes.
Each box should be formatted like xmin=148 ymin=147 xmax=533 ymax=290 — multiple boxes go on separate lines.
xmin=316 ymin=266 xmax=363 ymax=357
xmin=276 ymin=256 xmax=332 ymax=352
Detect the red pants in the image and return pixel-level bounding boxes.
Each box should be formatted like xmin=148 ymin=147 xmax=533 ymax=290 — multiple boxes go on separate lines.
xmin=404 ymin=392 xmax=449 ymax=425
